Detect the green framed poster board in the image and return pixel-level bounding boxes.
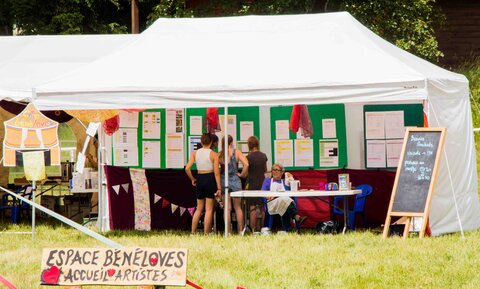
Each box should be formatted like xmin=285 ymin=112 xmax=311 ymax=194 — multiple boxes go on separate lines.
xmin=186 ymin=107 xmax=260 ymax=169
xmin=112 ymin=107 xmax=260 ymax=170
xmin=270 ymin=104 xmax=347 ymax=170
xmin=363 ymin=104 xmax=424 ymax=169
xmin=112 ymin=109 xmax=166 ymax=169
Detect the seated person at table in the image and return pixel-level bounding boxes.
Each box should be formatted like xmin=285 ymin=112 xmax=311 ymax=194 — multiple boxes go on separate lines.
xmin=261 ymin=163 xmax=307 ymax=231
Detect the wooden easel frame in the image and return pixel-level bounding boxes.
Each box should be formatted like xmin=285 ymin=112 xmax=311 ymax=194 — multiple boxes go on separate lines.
xmin=382 ymin=127 xmax=446 ymax=239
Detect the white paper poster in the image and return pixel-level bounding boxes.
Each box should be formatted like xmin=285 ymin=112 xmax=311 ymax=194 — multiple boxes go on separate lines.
xmin=365 ymin=112 xmax=385 ymax=139
xmin=217 ymin=115 xmax=237 ymax=144
xmin=274 ymin=140 xmax=293 ymax=167
xmin=366 ymin=139 xmax=386 ymax=168
xmin=240 ymin=121 xmax=254 ymax=141
xmin=294 ymin=139 xmax=314 ymax=167
xmin=322 ymin=118 xmax=337 ymax=139
xmin=113 ymin=128 xmax=138 ymax=147
xmin=114 ymin=146 xmax=139 ymax=166
xmin=386 ymin=139 xmax=404 ymax=167
xmin=166 ymin=133 xmax=184 ymax=168
xmin=142 ymin=141 xmax=161 ymax=168
xmin=119 ymin=111 xmax=139 ymax=128
xmin=190 ymin=116 xmax=203 ymax=135
xmin=385 ymin=111 xmax=405 ymax=139
xmin=275 ymin=120 xmax=290 ymax=140
xmin=142 ymin=111 xmax=161 ymax=139
xmin=237 ymin=140 xmax=249 ymax=155
xmin=188 ymin=135 xmax=202 ymax=160
xmin=166 ymin=109 xmax=184 ymax=133
xmin=319 ymin=139 xmax=339 ymax=167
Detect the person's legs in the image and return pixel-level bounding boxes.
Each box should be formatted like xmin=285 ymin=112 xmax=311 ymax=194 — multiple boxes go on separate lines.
xmin=192 ymin=199 xmax=205 ymax=234
xmin=281 ymin=213 xmax=292 ymax=231
xmin=222 ymin=194 xmax=233 ymax=233
xmin=249 ymin=205 xmax=257 ymax=231
xmin=204 ymin=198 xmax=215 ymax=234
xmin=233 ymin=197 xmax=244 ymax=233
xmin=281 ymin=202 xmax=298 ymax=231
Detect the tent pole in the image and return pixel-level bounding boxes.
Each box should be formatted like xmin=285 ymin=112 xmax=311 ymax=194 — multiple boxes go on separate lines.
xmin=97 ymin=124 xmax=104 ymax=232
xmin=224 ymin=107 xmax=229 ymax=238
xmin=31 ymin=180 xmax=36 ymax=240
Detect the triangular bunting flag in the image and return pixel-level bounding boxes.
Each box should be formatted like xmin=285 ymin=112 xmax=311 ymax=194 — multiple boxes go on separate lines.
xmin=187 ymin=207 xmax=196 ymax=216
xmin=162 ymin=199 xmax=170 ymax=208
xmin=121 ymin=183 xmax=129 ymax=193
xmin=154 ymin=194 xmax=162 ymax=204
xmin=171 ymin=204 xmax=178 ymax=214
xmin=112 ymin=185 xmax=120 ymax=195
xmin=180 ymin=207 xmax=186 ymax=216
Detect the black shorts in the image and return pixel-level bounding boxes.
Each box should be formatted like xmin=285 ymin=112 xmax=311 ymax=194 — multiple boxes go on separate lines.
xmin=196 ymin=173 xmax=216 ymax=199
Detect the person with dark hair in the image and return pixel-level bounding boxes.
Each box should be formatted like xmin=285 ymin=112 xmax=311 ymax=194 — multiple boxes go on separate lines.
xmin=261 ymin=163 xmax=307 ymax=232
xmin=219 ymin=134 xmax=249 ymax=234
xmin=185 ymin=133 xmax=221 ymax=234
xmin=210 ymin=134 xmax=219 ymax=151
xmin=246 ymin=136 xmax=268 ymax=232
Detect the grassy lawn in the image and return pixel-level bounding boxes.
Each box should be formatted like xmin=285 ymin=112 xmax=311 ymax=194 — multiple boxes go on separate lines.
xmin=1 ymin=222 xmax=480 ymax=289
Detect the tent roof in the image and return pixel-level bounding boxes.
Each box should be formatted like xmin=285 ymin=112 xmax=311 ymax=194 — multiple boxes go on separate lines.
xmin=34 ymin=12 xmax=467 ymax=110
xmin=0 ymin=34 xmax=136 ymax=101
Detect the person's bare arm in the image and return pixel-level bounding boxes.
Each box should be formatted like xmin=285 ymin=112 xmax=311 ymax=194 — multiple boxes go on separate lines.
xmin=236 ymin=149 xmax=249 ymax=178
xmin=211 ymin=151 xmax=222 ymax=197
xmin=185 ymin=151 xmax=196 ymax=186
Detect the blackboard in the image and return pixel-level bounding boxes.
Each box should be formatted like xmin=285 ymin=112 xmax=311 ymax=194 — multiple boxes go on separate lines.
xmin=391 ymin=128 xmax=445 ymax=213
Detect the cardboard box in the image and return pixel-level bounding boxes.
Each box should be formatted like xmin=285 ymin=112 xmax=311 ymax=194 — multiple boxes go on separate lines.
xmin=39 ymin=196 xmax=61 ymax=217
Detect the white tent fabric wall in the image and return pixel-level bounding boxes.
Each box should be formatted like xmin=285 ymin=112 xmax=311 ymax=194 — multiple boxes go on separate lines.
xmin=0 ymin=34 xmax=137 ymax=235
xmin=32 ymin=12 xmax=480 ymax=235
xmin=0 ymin=34 xmax=136 ymax=101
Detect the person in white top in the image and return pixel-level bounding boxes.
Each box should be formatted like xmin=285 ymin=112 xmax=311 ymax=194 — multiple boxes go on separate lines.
xmin=185 ymin=133 xmax=221 ymax=235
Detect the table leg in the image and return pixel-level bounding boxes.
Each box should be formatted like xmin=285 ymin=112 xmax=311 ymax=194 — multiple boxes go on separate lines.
xmin=342 ymin=195 xmax=349 ymax=234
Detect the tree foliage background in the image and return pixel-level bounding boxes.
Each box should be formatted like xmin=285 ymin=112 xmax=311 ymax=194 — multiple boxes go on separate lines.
xmin=0 ymin=0 xmax=445 ymax=62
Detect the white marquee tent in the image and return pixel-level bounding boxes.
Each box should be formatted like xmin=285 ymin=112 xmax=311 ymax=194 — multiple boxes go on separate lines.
xmin=0 ymin=34 xmax=136 ymax=101
xmin=30 ymin=12 xmax=480 ymax=235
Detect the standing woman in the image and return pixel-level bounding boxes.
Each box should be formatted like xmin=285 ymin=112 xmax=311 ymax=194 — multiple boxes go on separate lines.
xmin=219 ymin=135 xmax=249 ymax=234
xmin=185 ymin=133 xmax=221 ymax=235
xmin=246 ymin=136 xmax=268 ymax=232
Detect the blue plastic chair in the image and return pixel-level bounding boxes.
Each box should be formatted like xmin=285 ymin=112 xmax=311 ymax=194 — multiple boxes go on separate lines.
xmin=332 ymin=184 xmax=373 ymax=230
xmin=2 ymin=185 xmax=33 ymax=224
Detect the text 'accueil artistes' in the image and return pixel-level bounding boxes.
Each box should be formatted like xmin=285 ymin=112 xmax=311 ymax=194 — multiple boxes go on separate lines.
xmin=40 ymin=248 xmax=187 ymax=285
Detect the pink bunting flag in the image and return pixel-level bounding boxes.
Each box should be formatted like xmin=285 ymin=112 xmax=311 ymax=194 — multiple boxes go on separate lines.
xmin=187 ymin=207 xmax=196 ymax=216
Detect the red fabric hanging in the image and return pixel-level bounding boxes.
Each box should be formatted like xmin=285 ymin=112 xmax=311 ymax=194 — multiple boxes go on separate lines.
xmin=103 ymin=114 xmax=120 ymax=136
xmin=290 ymin=104 xmax=313 ymax=137
xmin=289 ymin=105 xmax=301 ymax=133
xmin=205 ymin=107 xmax=221 ymax=134
xmin=423 ymin=101 xmax=428 ymax=127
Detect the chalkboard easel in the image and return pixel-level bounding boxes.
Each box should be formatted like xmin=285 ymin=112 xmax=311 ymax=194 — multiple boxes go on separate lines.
xmin=382 ymin=128 xmax=446 ymax=239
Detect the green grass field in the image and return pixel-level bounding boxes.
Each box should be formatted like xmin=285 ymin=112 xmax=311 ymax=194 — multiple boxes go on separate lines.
xmin=1 ymin=223 xmax=480 ymax=289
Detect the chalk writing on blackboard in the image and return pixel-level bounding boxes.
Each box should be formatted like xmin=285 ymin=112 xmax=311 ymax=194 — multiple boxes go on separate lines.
xmin=392 ymin=131 xmax=441 ymax=213
xmin=383 ymin=127 xmax=446 ymax=239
